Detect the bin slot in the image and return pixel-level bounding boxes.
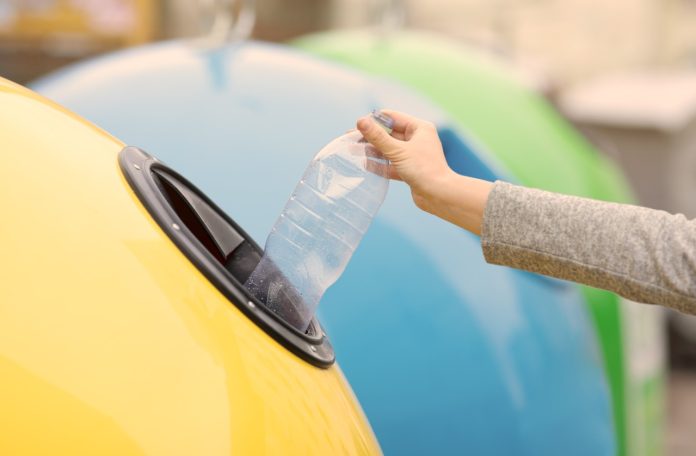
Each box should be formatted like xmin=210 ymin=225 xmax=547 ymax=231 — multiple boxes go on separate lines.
xmin=154 ymin=169 xmax=244 ymax=263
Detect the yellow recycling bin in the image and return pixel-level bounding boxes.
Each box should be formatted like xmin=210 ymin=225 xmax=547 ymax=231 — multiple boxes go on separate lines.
xmin=0 ymin=77 xmax=381 ymax=456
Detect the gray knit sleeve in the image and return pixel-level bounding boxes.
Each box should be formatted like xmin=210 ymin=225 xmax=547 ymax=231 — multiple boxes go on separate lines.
xmin=481 ymin=181 xmax=696 ymax=314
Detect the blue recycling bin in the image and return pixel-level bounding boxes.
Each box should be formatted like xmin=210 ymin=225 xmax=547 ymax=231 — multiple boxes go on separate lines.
xmin=33 ymin=40 xmax=615 ymax=455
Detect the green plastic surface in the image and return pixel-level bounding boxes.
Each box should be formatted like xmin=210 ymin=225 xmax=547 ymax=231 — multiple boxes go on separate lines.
xmin=294 ymin=30 xmax=663 ymax=456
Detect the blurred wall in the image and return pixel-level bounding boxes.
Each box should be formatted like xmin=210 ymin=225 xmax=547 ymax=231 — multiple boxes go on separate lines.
xmin=4 ymin=0 xmax=696 ymax=88
xmin=0 ymin=0 xmax=161 ymax=83
xmin=328 ymin=0 xmax=696 ymax=86
xmin=163 ymin=0 xmax=334 ymax=42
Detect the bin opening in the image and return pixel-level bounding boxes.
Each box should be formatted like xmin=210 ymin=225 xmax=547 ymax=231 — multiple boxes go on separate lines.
xmin=154 ymin=168 xmax=310 ymax=331
xmin=119 ymin=146 xmax=334 ymax=366
xmin=153 ymin=169 xmax=261 ymax=284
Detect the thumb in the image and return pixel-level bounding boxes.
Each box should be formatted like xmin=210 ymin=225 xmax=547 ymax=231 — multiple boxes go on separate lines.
xmin=357 ymin=116 xmax=399 ymax=156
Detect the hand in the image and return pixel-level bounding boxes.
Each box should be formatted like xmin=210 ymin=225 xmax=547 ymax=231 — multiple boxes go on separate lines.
xmin=357 ymin=110 xmax=493 ymax=235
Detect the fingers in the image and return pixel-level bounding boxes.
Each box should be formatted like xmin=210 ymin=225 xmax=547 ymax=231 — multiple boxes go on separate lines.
xmin=378 ymin=109 xmax=431 ymax=133
xmin=356 ymin=116 xmax=401 ymax=157
xmin=364 ymin=154 xmax=403 ymax=181
xmin=387 ymin=166 xmax=403 ymax=181
xmin=352 ymin=120 xmax=405 ymax=140
xmin=390 ymin=130 xmax=407 ymax=141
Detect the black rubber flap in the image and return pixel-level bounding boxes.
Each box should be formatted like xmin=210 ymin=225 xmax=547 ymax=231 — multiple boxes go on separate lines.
xmin=119 ymin=146 xmax=335 ymax=368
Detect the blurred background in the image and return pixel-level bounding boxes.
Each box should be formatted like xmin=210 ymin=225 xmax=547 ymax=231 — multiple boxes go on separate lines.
xmin=5 ymin=0 xmax=696 ymax=86
xmin=3 ymin=1 xmax=696 ymax=455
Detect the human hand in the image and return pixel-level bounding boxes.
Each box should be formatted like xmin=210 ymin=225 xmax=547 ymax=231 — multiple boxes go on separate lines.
xmin=357 ymin=110 xmax=492 ymax=235
xmin=357 ymin=110 xmax=454 ymax=212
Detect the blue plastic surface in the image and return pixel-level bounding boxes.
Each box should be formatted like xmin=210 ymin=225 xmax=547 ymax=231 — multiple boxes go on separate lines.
xmin=33 ymin=40 xmax=615 ymax=455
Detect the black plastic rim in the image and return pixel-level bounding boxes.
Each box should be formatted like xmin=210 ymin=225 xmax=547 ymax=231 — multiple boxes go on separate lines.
xmin=119 ymin=146 xmax=335 ymax=368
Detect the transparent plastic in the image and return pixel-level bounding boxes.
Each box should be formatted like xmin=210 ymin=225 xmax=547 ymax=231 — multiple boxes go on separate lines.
xmin=244 ymin=130 xmax=390 ymax=332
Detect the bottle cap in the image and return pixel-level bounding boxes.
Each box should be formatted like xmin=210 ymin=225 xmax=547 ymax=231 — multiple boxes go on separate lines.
xmin=371 ymin=110 xmax=395 ymax=135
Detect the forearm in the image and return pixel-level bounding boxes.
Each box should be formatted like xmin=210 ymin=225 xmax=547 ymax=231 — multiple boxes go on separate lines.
xmin=358 ymin=110 xmax=696 ymax=312
xmin=420 ymin=173 xmax=492 ymax=236
xmin=480 ymin=181 xmax=696 ymax=313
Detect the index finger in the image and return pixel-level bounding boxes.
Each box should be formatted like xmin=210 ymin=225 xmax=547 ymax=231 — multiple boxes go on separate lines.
xmin=378 ymin=109 xmax=432 ymax=133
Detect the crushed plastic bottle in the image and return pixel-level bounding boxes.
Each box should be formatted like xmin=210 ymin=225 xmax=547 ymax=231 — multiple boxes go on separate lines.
xmin=244 ymin=112 xmax=393 ymax=332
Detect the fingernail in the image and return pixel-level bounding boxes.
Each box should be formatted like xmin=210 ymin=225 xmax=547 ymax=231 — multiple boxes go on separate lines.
xmin=357 ymin=116 xmax=372 ymax=131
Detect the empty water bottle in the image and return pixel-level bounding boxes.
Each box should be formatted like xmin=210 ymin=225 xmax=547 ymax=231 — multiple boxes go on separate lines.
xmin=244 ymin=112 xmax=393 ymax=332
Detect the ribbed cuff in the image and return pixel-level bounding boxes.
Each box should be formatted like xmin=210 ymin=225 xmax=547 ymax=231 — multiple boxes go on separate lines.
xmin=480 ymin=180 xmax=516 ymax=266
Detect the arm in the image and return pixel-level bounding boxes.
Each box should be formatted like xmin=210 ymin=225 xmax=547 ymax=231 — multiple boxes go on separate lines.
xmin=482 ymin=181 xmax=696 ymax=312
xmin=357 ymin=111 xmax=696 ymax=313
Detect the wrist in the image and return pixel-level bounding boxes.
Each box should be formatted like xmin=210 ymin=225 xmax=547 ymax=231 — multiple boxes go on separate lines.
xmin=422 ymin=173 xmax=493 ymax=235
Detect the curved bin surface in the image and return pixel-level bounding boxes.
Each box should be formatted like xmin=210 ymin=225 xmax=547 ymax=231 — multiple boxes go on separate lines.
xmin=33 ymin=41 xmax=614 ymax=456
xmin=0 ymin=77 xmax=380 ymax=455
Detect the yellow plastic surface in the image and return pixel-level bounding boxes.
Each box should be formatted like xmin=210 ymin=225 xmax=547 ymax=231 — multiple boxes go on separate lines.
xmin=0 ymin=78 xmax=381 ymax=455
